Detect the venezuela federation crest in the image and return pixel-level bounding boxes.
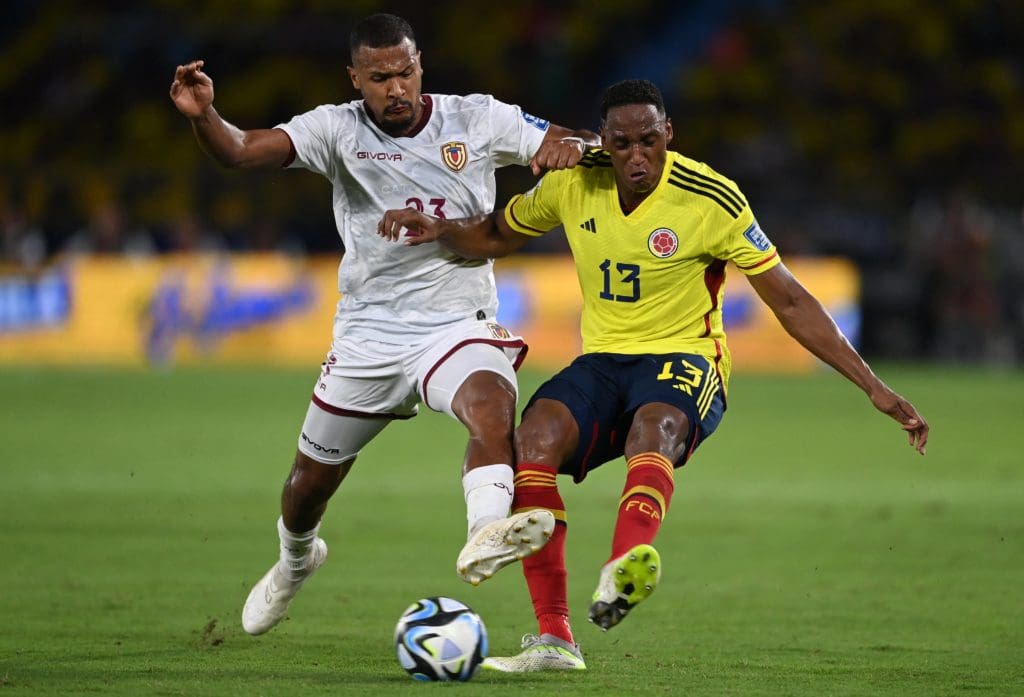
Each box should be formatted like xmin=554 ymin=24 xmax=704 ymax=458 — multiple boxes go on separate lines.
xmin=441 ymin=142 xmax=468 ymax=172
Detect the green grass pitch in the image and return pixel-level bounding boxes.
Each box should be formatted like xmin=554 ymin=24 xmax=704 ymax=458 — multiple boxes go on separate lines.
xmin=1 ymin=365 xmax=1021 ymax=695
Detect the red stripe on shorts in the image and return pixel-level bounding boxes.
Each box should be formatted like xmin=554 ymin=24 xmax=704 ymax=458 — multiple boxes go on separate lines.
xmin=311 ymin=393 xmax=415 ymax=420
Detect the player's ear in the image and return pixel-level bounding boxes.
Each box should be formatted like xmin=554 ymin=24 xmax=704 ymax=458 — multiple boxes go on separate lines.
xmin=347 ymin=65 xmax=360 ymax=91
xmin=665 ymin=117 xmax=673 ymax=143
xmin=599 ymin=120 xmax=609 ymax=150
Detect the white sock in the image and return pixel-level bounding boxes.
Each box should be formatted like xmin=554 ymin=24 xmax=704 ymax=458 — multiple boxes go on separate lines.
xmin=463 ymin=464 xmax=514 ymax=537
xmin=277 ymin=516 xmax=320 ymax=581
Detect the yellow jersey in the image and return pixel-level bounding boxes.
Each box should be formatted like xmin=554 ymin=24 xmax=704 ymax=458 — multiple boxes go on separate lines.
xmin=503 ymin=150 xmax=781 ymax=389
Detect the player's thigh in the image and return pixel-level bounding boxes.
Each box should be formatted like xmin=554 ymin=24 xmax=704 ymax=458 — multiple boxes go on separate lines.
xmin=521 ymin=354 xmax=623 ymax=483
xmin=297 ymin=398 xmax=394 ymax=465
xmin=316 ymin=339 xmax=420 ymax=416
xmin=412 ymin=319 xmax=527 ymax=420
xmin=299 ymin=346 xmax=417 ymax=465
xmin=621 ymin=352 xmax=727 ymax=466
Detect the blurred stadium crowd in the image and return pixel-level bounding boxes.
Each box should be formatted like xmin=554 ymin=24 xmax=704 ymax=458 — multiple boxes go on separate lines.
xmin=1 ymin=0 xmax=1021 ymax=363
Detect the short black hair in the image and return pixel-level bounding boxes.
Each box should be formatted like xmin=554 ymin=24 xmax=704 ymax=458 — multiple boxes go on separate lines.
xmin=349 ymin=14 xmax=416 ymax=61
xmin=600 ymin=79 xmax=666 ymax=119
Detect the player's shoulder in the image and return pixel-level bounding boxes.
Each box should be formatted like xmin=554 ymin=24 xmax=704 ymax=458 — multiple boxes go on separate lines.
xmin=308 ymin=100 xmax=361 ymax=115
xmin=565 ymin=149 xmax=615 ymax=188
xmin=431 ymin=93 xmax=550 ymax=131
xmin=664 ymin=151 xmax=748 ymax=220
xmin=667 ymin=152 xmax=741 ymax=190
xmin=525 ymin=149 xmax=611 ymax=206
xmin=294 ymin=101 xmax=362 ymax=126
xmin=429 ymin=93 xmax=497 ymax=113
xmin=578 ymin=148 xmax=614 ymax=171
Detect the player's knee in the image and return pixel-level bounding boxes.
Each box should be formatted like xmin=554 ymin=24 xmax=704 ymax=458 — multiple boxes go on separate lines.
xmin=514 ymin=402 xmax=575 ymax=463
xmin=629 ymin=406 xmax=690 ymax=454
xmin=287 ymin=452 xmax=348 ymax=502
xmin=453 ymin=373 xmax=516 ymax=439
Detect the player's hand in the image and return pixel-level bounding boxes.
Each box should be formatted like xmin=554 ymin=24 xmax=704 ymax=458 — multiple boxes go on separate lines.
xmin=170 ymin=60 xmax=214 ymax=118
xmin=529 ymin=137 xmax=587 ymax=176
xmin=378 ymin=208 xmax=442 ymax=246
xmin=870 ymin=387 xmax=929 ymax=455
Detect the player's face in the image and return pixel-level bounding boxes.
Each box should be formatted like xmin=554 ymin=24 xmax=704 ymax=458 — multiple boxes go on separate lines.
xmin=601 ymin=104 xmax=673 ymax=198
xmin=348 ymin=38 xmax=424 ymax=137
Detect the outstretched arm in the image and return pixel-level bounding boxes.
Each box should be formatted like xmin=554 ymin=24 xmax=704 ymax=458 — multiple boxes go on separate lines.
xmin=529 ymin=125 xmax=601 ymax=175
xmin=747 ymin=263 xmax=929 ymax=454
xmin=170 ymin=60 xmax=292 ymax=170
xmin=377 ymin=207 xmax=534 ymax=260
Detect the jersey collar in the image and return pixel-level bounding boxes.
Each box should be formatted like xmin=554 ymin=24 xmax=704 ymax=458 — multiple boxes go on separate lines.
xmin=614 ymin=154 xmax=674 ymax=219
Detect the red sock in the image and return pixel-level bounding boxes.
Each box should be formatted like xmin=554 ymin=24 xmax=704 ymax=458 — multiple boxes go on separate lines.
xmin=609 ymin=452 xmax=675 ymax=563
xmin=513 ymin=463 xmax=573 ymax=645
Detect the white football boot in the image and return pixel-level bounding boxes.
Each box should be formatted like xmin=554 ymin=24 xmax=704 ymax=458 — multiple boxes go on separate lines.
xmin=456 ymin=510 xmax=555 ymax=585
xmin=241 ymin=537 xmax=328 ymax=635
xmin=587 ymin=543 xmax=661 ymax=631
xmin=482 ymin=633 xmax=586 ymax=672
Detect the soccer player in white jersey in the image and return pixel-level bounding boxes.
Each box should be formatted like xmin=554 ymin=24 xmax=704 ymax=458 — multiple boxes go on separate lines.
xmin=169 ymin=13 xmax=598 ymax=636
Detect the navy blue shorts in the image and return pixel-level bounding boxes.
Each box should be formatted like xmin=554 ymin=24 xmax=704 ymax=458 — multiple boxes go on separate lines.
xmin=524 ymin=352 xmax=726 ymax=483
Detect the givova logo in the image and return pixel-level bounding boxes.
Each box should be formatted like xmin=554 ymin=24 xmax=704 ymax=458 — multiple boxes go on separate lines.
xmin=301 ymin=432 xmax=340 ymax=455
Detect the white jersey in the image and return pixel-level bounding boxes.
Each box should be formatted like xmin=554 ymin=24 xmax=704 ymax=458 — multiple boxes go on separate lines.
xmin=277 ymin=93 xmax=549 ymax=342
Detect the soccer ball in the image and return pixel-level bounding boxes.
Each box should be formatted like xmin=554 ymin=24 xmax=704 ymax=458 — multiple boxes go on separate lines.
xmin=394 ymin=596 xmax=488 ymax=681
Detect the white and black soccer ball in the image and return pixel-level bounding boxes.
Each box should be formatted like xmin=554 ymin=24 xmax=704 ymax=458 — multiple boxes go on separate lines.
xmin=394 ymin=596 xmax=488 ymax=682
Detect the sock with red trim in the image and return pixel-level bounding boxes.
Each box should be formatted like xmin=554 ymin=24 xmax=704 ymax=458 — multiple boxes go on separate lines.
xmin=609 ymin=452 xmax=675 ymax=563
xmin=513 ymin=462 xmax=574 ymax=645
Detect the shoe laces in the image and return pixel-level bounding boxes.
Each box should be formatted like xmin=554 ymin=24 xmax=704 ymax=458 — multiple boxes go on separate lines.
xmin=519 ymin=633 xmax=583 ymax=662
xmin=519 ymin=633 xmax=544 ymax=649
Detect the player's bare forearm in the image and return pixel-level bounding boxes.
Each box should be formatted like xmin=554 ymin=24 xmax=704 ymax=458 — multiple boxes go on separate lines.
xmin=170 ymin=61 xmax=290 ymax=170
xmin=750 ymin=266 xmax=881 ymax=391
xmin=531 ymin=126 xmax=601 ymax=175
xmin=547 ymin=125 xmax=600 ymax=147
xmin=188 ymin=107 xmax=246 ymax=168
xmin=435 ymin=213 xmax=514 ymax=259
xmin=378 ymin=208 xmax=531 ymax=260
xmin=190 ymin=109 xmax=290 ymax=170
xmin=748 ymin=264 xmax=928 ymax=453
xmin=774 ymin=289 xmax=876 ymax=391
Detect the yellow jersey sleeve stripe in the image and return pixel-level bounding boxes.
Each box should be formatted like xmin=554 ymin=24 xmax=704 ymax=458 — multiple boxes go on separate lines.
xmin=578 ymin=149 xmax=612 ymax=168
xmin=666 ymin=177 xmax=742 ymax=218
xmin=670 ymin=162 xmax=746 ymax=210
xmin=503 ymin=194 xmax=547 ymax=236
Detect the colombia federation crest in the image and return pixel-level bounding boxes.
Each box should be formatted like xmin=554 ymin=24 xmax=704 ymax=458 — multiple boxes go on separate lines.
xmin=647 ymin=228 xmax=679 ymax=258
xmin=441 ymin=141 xmax=468 ymax=172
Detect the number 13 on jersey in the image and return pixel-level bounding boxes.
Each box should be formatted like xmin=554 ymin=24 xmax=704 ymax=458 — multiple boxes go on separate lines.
xmin=599 ymin=259 xmax=640 ymax=303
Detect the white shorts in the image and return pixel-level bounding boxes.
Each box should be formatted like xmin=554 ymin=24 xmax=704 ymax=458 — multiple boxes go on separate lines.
xmin=296 ymin=318 xmax=527 ymax=464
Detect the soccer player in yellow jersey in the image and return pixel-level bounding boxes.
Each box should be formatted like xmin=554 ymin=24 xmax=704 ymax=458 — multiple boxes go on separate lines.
xmin=378 ymin=79 xmax=929 ymax=672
